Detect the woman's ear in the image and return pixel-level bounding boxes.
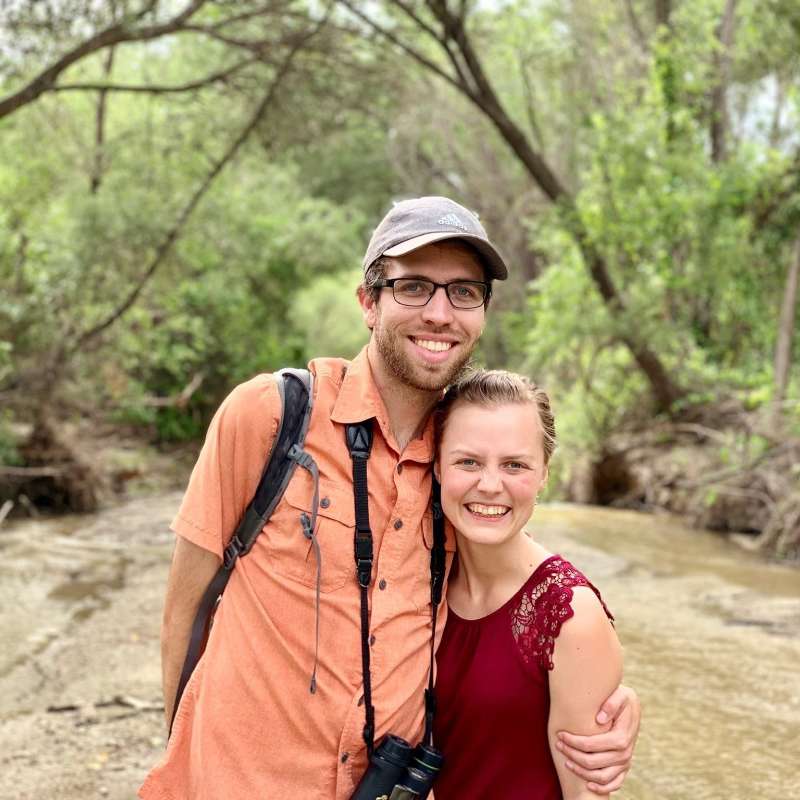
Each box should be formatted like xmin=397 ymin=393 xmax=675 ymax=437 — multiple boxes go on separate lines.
xmin=433 ymin=461 xmax=441 ymax=483
xmin=539 ymin=464 xmax=549 ymax=492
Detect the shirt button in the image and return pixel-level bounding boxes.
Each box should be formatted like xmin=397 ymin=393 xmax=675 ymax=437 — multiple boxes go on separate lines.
xmin=341 ymin=752 xmax=349 ymax=763
xmin=378 ymin=579 xmax=387 ymax=590
xmin=369 ymin=634 xmax=376 ymax=646
xmin=320 ymin=497 xmax=330 ymax=509
xmin=393 ymin=519 xmax=403 ymax=530
xmin=397 ymin=463 xmax=403 ymax=474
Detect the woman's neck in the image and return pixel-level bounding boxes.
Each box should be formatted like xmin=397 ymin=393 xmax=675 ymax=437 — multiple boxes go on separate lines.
xmin=451 ymin=529 xmax=550 ymax=619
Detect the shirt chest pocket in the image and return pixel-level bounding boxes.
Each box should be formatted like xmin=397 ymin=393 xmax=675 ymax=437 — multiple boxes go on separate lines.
xmin=264 ymin=472 xmax=355 ymax=593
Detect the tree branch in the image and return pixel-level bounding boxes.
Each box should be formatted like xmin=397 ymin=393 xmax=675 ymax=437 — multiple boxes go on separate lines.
xmin=65 ymin=20 xmax=324 ymax=357
xmin=623 ymin=0 xmax=649 ymax=49
xmin=0 ymin=0 xmax=209 ymax=120
xmin=53 ymin=57 xmax=261 ymax=95
xmin=387 ymin=0 xmax=473 ymax=91
xmin=336 ymin=0 xmax=465 ymax=94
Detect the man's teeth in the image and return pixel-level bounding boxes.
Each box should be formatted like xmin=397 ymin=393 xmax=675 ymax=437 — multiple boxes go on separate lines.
xmin=466 ymin=503 xmax=509 ymax=517
xmin=413 ymin=338 xmax=453 ymax=352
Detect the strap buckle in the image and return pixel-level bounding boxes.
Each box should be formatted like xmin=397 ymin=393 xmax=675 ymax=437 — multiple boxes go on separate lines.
xmin=288 ymin=444 xmax=315 ymax=469
xmin=223 ymin=535 xmax=245 ymax=570
xmin=346 ymin=423 xmax=373 ymax=459
xmin=354 ymin=535 xmax=373 ymax=587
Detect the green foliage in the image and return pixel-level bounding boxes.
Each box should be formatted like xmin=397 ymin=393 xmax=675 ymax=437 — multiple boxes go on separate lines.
xmin=1 ymin=0 xmax=799 ymax=464
xmin=291 ymin=269 xmax=369 ymax=360
xmin=0 ymin=411 xmax=22 ymax=467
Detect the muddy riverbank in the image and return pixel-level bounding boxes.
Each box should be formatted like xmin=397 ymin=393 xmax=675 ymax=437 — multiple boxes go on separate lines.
xmin=0 ymin=494 xmax=178 ymax=800
xmin=1 ymin=496 xmax=798 ymax=799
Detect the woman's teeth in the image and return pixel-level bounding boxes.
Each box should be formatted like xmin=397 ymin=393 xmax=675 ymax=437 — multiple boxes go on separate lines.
xmin=466 ymin=503 xmax=509 ymax=517
xmin=413 ymin=338 xmax=453 ymax=352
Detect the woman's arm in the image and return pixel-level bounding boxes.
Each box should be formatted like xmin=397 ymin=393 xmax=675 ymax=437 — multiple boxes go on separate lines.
xmin=547 ymin=587 xmax=623 ymax=799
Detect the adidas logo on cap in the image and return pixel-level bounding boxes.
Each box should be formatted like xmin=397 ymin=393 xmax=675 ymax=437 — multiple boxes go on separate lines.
xmin=438 ymin=213 xmax=468 ymax=231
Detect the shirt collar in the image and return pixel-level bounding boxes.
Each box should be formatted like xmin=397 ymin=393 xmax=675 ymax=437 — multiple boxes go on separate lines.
xmin=330 ymin=346 xmax=435 ymax=463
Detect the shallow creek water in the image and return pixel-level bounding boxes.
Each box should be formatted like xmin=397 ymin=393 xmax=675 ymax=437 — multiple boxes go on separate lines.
xmin=0 ymin=499 xmax=798 ymax=798
xmin=531 ymin=504 xmax=800 ymax=800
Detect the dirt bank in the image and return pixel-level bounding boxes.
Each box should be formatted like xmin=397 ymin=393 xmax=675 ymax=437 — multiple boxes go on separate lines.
xmin=567 ymin=414 xmax=800 ymax=560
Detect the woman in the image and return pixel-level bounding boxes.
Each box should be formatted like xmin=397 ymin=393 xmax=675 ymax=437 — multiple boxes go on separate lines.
xmin=432 ymin=369 xmax=622 ymax=800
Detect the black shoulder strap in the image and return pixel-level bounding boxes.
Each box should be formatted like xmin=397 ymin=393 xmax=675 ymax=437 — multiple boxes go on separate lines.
xmin=424 ymin=477 xmax=447 ymax=744
xmin=169 ymin=368 xmax=313 ymax=736
xmin=346 ymin=420 xmax=376 ymax=756
xmin=345 ymin=422 xmax=448 ymax=755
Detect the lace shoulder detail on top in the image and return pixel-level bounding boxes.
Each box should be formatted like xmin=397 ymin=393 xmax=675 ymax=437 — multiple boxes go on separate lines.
xmin=509 ymin=556 xmax=613 ymax=672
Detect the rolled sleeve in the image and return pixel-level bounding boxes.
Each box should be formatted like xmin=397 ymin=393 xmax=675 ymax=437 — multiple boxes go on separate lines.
xmin=170 ymin=374 xmax=281 ymax=558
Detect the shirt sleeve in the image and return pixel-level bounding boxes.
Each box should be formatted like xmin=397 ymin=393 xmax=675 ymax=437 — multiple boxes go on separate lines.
xmin=170 ymin=374 xmax=281 ymax=558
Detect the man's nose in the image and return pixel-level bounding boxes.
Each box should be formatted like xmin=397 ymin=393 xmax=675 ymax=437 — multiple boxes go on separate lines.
xmin=420 ymin=285 xmax=455 ymax=326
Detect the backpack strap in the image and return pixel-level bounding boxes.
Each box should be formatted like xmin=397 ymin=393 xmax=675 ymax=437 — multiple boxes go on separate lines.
xmin=170 ymin=368 xmax=313 ymax=736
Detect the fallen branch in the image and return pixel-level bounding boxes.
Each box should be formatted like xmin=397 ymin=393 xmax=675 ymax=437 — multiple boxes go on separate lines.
xmin=0 ymin=465 xmax=67 ymax=477
xmin=0 ymin=499 xmax=13 ymax=526
xmin=95 ymin=694 xmax=163 ymax=711
xmin=141 ymin=372 xmax=205 ymax=408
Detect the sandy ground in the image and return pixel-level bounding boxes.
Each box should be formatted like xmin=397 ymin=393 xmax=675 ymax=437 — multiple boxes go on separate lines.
xmin=0 ymin=493 xmax=179 ymax=800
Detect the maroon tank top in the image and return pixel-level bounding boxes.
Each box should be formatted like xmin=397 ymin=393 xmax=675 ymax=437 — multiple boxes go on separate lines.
xmin=433 ymin=555 xmax=613 ymax=800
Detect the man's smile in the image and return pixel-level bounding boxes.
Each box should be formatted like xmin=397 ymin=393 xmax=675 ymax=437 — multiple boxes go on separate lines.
xmin=411 ymin=337 xmax=454 ymax=353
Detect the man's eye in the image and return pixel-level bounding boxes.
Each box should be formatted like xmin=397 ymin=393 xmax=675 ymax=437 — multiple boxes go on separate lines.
xmin=458 ymin=458 xmax=478 ymax=467
xmin=451 ymin=283 xmax=479 ymax=299
xmin=396 ymin=280 xmax=426 ymax=295
xmin=505 ymin=462 xmax=527 ymax=470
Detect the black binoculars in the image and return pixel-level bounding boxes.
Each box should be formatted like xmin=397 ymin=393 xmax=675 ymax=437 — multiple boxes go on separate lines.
xmin=350 ymin=735 xmax=444 ymax=800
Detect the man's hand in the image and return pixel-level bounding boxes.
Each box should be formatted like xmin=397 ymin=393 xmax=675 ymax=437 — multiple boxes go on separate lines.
xmin=555 ymin=684 xmax=640 ymax=795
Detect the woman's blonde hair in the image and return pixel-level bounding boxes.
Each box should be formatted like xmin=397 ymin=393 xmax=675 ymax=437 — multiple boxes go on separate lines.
xmin=434 ymin=369 xmax=557 ymax=464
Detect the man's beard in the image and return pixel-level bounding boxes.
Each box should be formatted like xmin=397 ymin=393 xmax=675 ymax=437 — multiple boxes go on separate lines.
xmin=373 ymin=322 xmax=474 ymax=392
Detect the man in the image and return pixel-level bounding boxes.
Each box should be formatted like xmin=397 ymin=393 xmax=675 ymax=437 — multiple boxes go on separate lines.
xmin=140 ymin=197 xmax=639 ymax=799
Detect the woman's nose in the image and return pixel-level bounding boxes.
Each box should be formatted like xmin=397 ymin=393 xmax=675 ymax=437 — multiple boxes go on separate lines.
xmin=476 ymin=468 xmax=503 ymax=494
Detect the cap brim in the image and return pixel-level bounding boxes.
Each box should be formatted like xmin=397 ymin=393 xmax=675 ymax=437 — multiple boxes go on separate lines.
xmin=384 ymin=232 xmax=508 ymax=280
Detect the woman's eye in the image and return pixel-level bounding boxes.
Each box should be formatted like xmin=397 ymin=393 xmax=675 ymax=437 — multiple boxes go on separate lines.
xmin=505 ymin=462 xmax=527 ymax=470
xmin=458 ymin=458 xmax=477 ymax=467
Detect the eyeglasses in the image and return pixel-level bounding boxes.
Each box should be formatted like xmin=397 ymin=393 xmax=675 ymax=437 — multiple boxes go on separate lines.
xmin=375 ymin=278 xmax=491 ymax=309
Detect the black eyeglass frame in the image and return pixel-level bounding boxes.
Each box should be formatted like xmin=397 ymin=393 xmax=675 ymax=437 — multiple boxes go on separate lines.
xmin=375 ymin=278 xmax=492 ymax=309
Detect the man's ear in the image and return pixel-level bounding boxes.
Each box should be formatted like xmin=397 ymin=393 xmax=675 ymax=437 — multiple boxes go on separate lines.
xmin=357 ymin=285 xmax=377 ymax=331
xmin=433 ymin=461 xmax=441 ymax=483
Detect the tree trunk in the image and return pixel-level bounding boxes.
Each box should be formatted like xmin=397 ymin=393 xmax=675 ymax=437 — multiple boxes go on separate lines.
xmin=90 ymin=47 xmax=116 ymax=194
xmin=710 ymin=0 xmax=737 ymax=163
xmin=654 ymin=0 xmax=672 ymax=29
xmin=415 ymin=2 xmax=684 ymax=412
xmin=774 ymin=235 xmax=800 ymax=407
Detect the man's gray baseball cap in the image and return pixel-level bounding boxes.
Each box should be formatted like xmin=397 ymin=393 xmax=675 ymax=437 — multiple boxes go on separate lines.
xmin=362 ymin=196 xmax=508 ymax=280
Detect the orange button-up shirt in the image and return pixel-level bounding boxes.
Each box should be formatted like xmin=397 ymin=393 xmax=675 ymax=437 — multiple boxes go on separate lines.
xmin=140 ymin=348 xmax=455 ymax=800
